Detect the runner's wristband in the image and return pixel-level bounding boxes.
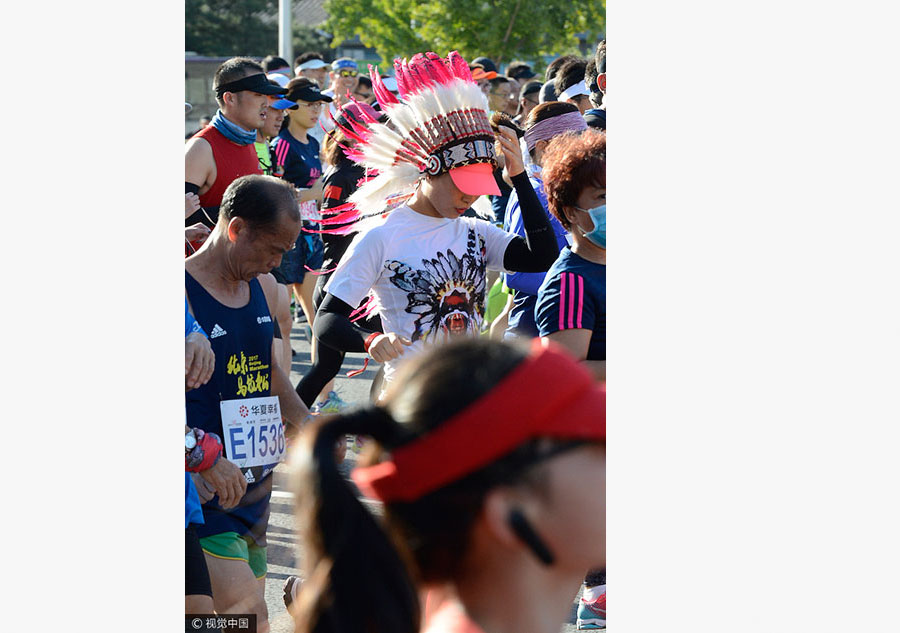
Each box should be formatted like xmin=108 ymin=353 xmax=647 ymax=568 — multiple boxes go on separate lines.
xmin=363 ymin=332 xmax=380 ymax=353
xmin=347 ymin=333 xmax=381 ymax=378
xmin=185 ymin=431 xmax=223 ymax=472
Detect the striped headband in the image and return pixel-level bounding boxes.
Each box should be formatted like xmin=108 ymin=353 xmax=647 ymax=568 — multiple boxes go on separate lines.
xmin=524 ymin=110 xmax=588 ymax=153
xmin=351 ymin=340 xmax=605 ymax=503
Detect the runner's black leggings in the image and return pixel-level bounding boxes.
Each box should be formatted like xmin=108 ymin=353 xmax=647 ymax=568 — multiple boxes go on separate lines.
xmin=294 ymin=271 xmax=381 ymax=407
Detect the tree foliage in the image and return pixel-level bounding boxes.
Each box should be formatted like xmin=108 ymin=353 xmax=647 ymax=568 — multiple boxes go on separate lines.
xmin=292 ymin=24 xmax=334 ymax=59
xmin=186 ymin=0 xmax=280 ymax=57
xmin=324 ymin=0 xmax=604 ymax=68
xmin=186 ymin=0 xmax=334 ymax=60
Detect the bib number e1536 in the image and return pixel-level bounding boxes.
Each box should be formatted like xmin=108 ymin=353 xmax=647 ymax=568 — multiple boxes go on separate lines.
xmin=219 ymin=396 xmax=285 ymax=475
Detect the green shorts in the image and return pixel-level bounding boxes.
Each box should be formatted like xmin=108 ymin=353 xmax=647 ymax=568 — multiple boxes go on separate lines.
xmin=199 ymin=532 xmax=267 ymax=579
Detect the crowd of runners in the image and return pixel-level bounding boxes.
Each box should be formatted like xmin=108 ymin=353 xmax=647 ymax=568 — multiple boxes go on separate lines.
xmin=184 ymin=44 xmax=605 ymax=633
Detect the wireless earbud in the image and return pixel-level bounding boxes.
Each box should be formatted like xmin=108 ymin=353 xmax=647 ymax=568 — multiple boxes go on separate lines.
xmin=508 ymin=509 xmax=555 ymax=566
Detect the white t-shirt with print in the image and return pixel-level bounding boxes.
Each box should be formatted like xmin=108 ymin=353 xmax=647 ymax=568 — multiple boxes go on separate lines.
xmin=326 ymin=205 xmax=516 ymax=383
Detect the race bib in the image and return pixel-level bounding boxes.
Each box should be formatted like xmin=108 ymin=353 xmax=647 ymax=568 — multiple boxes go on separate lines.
xmin=220 ymin=396 xmax=285 ymax=482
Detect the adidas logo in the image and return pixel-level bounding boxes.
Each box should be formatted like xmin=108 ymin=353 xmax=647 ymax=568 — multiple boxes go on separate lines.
xmin=244 ymin=469 xmax=255 ymax=483
xmin=209 ymin=324 xmax=227 ymax=338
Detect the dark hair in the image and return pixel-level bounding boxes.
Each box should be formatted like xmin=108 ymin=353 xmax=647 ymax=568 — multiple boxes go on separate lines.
xmin=554 ymin=58 xmax=587 ymax=97
xmin=294 ymin=51 xmax=324 ymax=67
xmin=545 ymin=55 xmax=579 ymax=81
xmin=322 ymin=106 xmax=374 ymax=167
xmin=524 ymin=100 xmax=579 ymax=129
xmin=285 ymin=76 xmax=318 ymax=93
xmin=585 ymin=41 xmax=605 ymax=108
xmin=595 ymin=39 xmax=606 ymax=74
xmin=262 ymin=55 xmax=290 ymax=73
xmin=218 ymin=174 xmax=301 ymax=233
xmin=213 ymin=57 xmax=264 ymax=107
xmin=356 ymin=75 xmax=373 ymax=90
xmin=584 ymin=59 xmax=600 ymax=108
xmin=322 ymin=128 xmax=346 ymax=167
xmin=292 ymin=338 xmax=570 ymax=633
xmin=489 ymin=111 xmax=524 ymax=139
xmin=541 ymin=129 xmax=606 ymax=231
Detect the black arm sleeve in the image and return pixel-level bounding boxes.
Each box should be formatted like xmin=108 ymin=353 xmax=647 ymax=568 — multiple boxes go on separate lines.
xmin=185 ymin=182 xmax=200 ymax=195
xmin=314 ymin=293 xmax=380 ymax=353
xmin=502 ymin=171 xmax=560 ymax=272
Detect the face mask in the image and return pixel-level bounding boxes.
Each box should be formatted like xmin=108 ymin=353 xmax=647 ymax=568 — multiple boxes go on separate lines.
xmin=576 ymin=204 xmax=605 ymax=248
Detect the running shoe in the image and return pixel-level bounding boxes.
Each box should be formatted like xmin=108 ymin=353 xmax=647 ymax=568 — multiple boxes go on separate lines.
xmin=283 ymin=575 xmax=302 ymax=611
xmin=576 ymin=585 xmax=606 ymax=630
xmin=312 ymin=390 xmax=350 ymax=415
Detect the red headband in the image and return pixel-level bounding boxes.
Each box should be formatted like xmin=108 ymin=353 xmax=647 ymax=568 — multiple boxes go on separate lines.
xmin=351 ymin=341 xmax=605 ymax=502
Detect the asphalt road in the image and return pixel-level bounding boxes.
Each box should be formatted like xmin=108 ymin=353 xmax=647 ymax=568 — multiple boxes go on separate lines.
xmin=261 ymin=321 xmax=582 ymax=633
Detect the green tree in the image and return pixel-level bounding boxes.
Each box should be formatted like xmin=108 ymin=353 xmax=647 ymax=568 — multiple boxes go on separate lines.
xmin=186 ymin=0 xmax=278 ymax=57
xmin=292 ymin=24 xmax=334 ymax=60
xmin=324 ymin=0 xmax=604 ymax=68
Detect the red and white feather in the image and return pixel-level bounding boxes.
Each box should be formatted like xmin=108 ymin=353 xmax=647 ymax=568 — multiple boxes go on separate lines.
xmin=313 ymin=51 xmax=492 ymax=236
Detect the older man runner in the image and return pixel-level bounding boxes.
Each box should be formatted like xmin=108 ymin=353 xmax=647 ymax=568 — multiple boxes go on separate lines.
xmin=185 ymin=57 xmax=285 ymax=228
xmin=185 ymin=174 xmax=312 ymax=633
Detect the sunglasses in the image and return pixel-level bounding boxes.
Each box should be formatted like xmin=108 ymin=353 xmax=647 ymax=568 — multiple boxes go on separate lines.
xmin=337 ymin=69 xmax=358 ymax=78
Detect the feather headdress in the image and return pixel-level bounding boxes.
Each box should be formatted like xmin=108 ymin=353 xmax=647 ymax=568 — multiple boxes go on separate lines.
xmin=312 ymin=51 xmax=497 ymax=235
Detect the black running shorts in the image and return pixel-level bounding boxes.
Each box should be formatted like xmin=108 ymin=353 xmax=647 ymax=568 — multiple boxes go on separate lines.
xmin=186 ymin=525 xmax=213 ymax=597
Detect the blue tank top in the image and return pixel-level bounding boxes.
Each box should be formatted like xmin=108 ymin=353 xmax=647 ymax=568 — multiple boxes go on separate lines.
xmin=185 ymin=271 xmax=276 ymax=546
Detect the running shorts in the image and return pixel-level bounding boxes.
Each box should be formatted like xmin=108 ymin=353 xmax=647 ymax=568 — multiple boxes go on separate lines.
xmin=186 ymin=525 xmax=213 ymax=597
xmin=199 ymin=531 xmax=267 ymax=579
xmin=271 ymin=232 xmax=325 ymax=285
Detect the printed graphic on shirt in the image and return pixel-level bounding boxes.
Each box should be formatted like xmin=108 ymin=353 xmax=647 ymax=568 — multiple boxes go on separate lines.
xmin=385 ymin=227 xmax=487 ymax=342
xmin=225 ymin=351 xmax=271 ymax=398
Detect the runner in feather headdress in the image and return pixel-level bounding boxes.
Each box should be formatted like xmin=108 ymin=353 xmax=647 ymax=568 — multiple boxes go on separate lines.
xmin=307 ymin=51 xmax=560 ymax=395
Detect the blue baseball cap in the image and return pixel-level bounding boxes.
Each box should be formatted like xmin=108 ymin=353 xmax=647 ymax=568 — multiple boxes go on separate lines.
xmin=269 ymin=97 xmax=297 ymax=110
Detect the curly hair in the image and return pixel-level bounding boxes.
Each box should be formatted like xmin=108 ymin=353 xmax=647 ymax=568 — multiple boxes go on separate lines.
xmin=541 ymin=129 xmax=606 ymax=231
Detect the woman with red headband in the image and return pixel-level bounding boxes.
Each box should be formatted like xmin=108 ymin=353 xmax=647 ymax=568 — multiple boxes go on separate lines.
xmin=288 ymin=338 xmax=605 ymax=633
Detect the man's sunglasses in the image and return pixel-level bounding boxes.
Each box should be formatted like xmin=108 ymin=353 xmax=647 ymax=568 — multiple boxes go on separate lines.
xmin=337 ymin=69 xmax=358 ymax=78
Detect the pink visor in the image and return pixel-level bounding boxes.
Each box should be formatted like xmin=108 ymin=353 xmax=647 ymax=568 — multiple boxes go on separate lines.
xmin=449 ymin=162 xmax=501 ymax=196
